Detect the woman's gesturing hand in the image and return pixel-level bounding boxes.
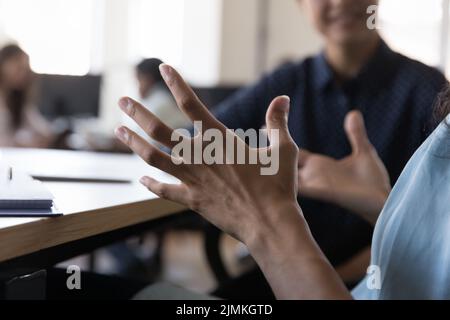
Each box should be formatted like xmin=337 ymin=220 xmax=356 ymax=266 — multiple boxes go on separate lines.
xmin=115 ymin=64 xmax=351 ymax=299
xmin=297 ymin=111 xmax=391 ymax=225
xmin=114 ymin=64 xmax=300 ymax=245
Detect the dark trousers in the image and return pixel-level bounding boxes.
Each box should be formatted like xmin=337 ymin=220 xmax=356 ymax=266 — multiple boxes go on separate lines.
xmin=213 ymin=268 xmax=275 ymax=300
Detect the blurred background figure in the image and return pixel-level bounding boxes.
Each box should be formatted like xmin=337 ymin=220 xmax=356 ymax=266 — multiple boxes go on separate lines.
xmin=0 ymin=44 xmax=55 ymax=148
xmin=136 ymin=58 xmax=189 ymax=129
xmin=106 ymin=58 xmax=190 ymax=279
xmin=122 ymin=58 xmax=189 ymax=146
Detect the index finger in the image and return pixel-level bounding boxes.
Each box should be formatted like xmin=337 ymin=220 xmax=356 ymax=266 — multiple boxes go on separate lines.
xmin=159 ymin=64 xmax=227 ymax=134
xmin=118 ymin=97 xmax=183 ymax=149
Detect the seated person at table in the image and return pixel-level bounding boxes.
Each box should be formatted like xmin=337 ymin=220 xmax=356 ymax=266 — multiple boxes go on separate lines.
xmin=115 ymin=65 xmax=450 ymax=299
xmin=123 ymin=58 xmax=190 ymax=145
xmin=0 ymin=44 xmax=55 ymax=148
xmin=107 ymin=59 xmax=191 ymax=276
xmin=191 ymin=0 xmax=446 ymax=296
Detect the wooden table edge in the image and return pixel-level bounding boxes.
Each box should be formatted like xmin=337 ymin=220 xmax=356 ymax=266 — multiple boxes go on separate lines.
xmin=0 ymin=198 xmax=187 ymax=263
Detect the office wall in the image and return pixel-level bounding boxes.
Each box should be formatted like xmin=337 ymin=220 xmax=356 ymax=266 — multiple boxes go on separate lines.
xmin=217 ymin=0 xmax=322 ymax=85
xmin=180 ymin=0 xmax=223 ymax=86
xmin=265 ymin=0 xmax=322 ymax=71
xmin=218 ymin=0 xmax=260 ymax=85
xmin=0 ymin=31 xmax=7 ymax=45
xmin=98 ymin=0 xmax=134 ymax=129
xmin=0 ymin=13 xmax=11 ymax=45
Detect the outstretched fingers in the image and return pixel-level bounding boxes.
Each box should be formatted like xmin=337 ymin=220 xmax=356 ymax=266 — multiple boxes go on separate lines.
xmin=115 ymin=126 xmax=188 ymax=180
xmin=140 ymin=176 xmax=189 ymax=204
xmin=159 ymin=64 xmax=227 ymax=134
xmin=118 ymin=97 xmax=182 ymax=149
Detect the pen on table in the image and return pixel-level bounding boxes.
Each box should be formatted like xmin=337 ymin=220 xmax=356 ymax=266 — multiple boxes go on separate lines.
xmin=8 ymin=167 xmax=12 ymax=181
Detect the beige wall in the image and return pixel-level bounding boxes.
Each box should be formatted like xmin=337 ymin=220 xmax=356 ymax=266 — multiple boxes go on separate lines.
xmin=266 ymin=0 xmax=322 ymax=71
xmin=98 ymin=0 xmax=134 ymax=129
xmin=218 ymin=0 xmax=260 ymax=85
xmin=216 ymin=0 xmax=322 ymax=85
xmin=181 ymin=0 xmax=223 ymax=86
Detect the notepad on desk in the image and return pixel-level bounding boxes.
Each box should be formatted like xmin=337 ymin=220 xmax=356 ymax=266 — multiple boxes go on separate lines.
xmin=0 ymin=167 xmax=61 ymax=217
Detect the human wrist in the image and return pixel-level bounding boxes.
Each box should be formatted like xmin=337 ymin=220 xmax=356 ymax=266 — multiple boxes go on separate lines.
xmin=243 ymin=201 xmax=351 ymax=299
xmin=245 ymin=201 xmax=312 ymax=261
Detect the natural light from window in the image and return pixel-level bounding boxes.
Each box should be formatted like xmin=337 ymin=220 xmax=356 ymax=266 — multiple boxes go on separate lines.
xmin=0 ymin=0 xmax=94 ymax=75
xmin=129 ymin=0 xmax=185 ymax=67
xmin=378 ymin=0 xmax=448 ymax=71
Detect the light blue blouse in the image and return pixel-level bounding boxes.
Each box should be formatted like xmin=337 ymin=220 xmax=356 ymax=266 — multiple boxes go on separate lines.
xmin=353 ymin=115 xmax=450 ymax=299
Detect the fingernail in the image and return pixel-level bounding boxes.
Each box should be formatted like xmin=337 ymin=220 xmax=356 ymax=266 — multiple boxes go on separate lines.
xmin=159 ymin=64 xmax=172 ymax=82
xmin=139 ymin=176 xmax=149 ymax=185
xmin=280 ymin=96 xmax=290 ymax=112
xmin=119 ymin=97 xmax=132 ymax=113
xmin=115 ymin=126 xmax=129 ymax=143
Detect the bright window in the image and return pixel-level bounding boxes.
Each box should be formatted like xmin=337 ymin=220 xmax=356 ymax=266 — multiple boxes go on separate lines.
xmin=0 ymin=0 xmax=94 ymax=75
xmin=128 ymin=0 xmax=185 ymax=66
xmin=378 ymin=0 xmax=450 ymax=77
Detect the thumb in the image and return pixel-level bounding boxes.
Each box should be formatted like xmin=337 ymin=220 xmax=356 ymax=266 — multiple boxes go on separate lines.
xmin=265 ymin=95 xmax=292 ymax=146
xmin=344 ymin=110 xmax=372 ymax=155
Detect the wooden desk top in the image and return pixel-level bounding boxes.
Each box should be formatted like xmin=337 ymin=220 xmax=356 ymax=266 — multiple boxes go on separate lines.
xmin=0 ymin=148 xmax=186 ymax=263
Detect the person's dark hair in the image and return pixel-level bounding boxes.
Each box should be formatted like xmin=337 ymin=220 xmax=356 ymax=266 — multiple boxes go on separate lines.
xmin=434 ymin=84 xmax=450 ymax=125
xmin=0 ymin=44 xmax=31 ymax=129
xmin=136 ymin=58 xmax=166 ymax=88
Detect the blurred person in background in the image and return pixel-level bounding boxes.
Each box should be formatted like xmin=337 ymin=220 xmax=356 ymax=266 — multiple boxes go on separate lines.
xmin=204 ymin=0 xmax=448 ymax=298
xmin=123 ymin=58 xmax=190 ymax=145
xmin=107 ymin=59 xmax=191 ymax=278
xmin=0 ymin=44 xmax=55 ymax=148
